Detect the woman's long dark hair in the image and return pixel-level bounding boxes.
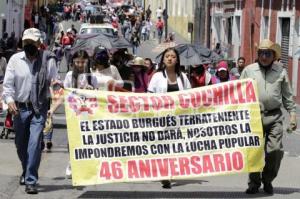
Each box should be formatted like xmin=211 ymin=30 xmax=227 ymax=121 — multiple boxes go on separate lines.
xmin=71 ymin=50 xmax=91 ymax=88
xmin=157 ymin=47 xmax=184 ymax=85
xmin=145 ymin=57 xmax=155 ymax=74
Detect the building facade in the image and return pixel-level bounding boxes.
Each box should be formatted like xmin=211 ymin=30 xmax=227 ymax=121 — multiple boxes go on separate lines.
xmin=210 ymin=0 xmax=300 ymax=103
xmin=0 ymin=0 xmax=8 ymax=39
xmin=144 ymin=0 xmax=210 ymax=45
xmin=5 ymin=0 xmax=26 ymax=39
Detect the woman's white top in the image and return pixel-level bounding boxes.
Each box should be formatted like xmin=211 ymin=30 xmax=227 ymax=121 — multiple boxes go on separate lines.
xmin=92 ymin=65 xmax=124 ymax=90
xmin=147 ymin=70 xmax=191 ymax=93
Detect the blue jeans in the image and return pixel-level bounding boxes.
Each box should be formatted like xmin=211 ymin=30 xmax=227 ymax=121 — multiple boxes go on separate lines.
xmin=14 ymin=106 xmax=47 ymax=185
xmin=132 ymin=46 xmax=138 ymax=55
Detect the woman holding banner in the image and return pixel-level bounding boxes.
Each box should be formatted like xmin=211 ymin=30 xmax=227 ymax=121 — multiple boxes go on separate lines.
xmin=91 ymin=46 xmax=123 ymax=91
xmin=63 ymin=50 xmax=97 ymax=178
xmin=148 ymin=47 xmax=191 ymax=188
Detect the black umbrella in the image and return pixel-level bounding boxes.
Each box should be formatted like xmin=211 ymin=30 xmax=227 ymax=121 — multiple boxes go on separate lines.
xmin=71 ymin=33 xmax=132 ymax=56
xmin=155 ymin=43 xmax=221 ymax=66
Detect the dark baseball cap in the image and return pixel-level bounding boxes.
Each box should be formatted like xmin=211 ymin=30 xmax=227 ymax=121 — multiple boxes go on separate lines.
xmin=93 ymin=46 xmax=109 ymax=64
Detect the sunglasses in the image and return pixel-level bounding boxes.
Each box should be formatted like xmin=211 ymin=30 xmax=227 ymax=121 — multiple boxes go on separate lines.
xmin=258 ymin=50 xmax=274 ymax=58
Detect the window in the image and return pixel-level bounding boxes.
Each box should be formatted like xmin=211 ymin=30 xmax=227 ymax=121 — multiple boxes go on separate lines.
xmin=263 ymin=16 xmax=269 ymax=39
xmin=233 ymin=16 xmax=241 ymax=44
xmin=227 ymin=17 xmax=233 ymax=44
xmin=2 ymin=19 xmax=6 ymax=36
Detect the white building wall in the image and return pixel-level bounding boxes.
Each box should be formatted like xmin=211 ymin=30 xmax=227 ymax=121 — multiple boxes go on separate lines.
xmin=6 ymin=0 xmax=25 ymax=38
xmin=0 ymin=0 xmax=8 ymax=38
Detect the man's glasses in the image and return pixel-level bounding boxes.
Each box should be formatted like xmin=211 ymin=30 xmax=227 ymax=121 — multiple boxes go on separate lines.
xmin=258 ymin=50 xmax=274 ymax=58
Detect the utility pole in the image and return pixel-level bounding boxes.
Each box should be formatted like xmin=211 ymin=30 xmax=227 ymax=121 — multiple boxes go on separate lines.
xmin=163 ymin=0 xmax=168 ymax=40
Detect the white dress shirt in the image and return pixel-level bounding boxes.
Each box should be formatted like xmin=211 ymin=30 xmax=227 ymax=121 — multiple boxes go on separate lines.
xmin=2 ymin=51 xmax=58 ymax=103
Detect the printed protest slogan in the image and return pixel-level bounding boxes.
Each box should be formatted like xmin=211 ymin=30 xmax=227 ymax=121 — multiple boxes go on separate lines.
xmin=64 ymin=79 xmax=264 ymax=186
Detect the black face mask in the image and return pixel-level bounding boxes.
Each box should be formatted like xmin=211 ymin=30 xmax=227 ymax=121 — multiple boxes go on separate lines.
xmin=192 ymin=66 xmax=204 ymax=75
xmin=259 ymin=61 xmax=274 ymax=70
xmin=24 ymin=44 xmax=38 ymax=57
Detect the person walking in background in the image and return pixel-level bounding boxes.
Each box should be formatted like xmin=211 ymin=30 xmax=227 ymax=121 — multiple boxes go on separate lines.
xmin=144 ymin=58 xmax=156 ymax=84
xmin=2 ymin=28 xmax=58 ymax=194
xmin=213 ymin=43 xmax=222 ymax=56
xmin=130 ymin=57 xmax=148 ymax=93
xmin=7 ymin=32 xmax=17 ymax=51
xmin=34 ymin=12 xmax=40 ymax=28
xmin=230 ymin=57 xmax=246 ymax=79
xmin=156 ymin=17 xmax=164 ymax=44
xmin=211 ymin=60 xmax=236 ymax=84
xmin=130 ymin=30 xmax=141 ymax=55
xmin=141 ymin=22 xmax=147 ymax=41
xmin=240 ymin=39 xmax=297 ymax=195
xmin=145 ymin=18 xmax=152 ymax=40
xmin=146 ymin=5 xmax=152 ymax=19
xmin=0 ymin=32 xmax=8 ymax=51
xmin=156 ymin=6 xmax=163 ymax=19
xmin=0 ymin=48 xmax=7 ymax=82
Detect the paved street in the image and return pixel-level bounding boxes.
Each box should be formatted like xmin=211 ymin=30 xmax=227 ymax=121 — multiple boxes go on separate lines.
xmin=0 ymin=20 xmax=300 ymax=199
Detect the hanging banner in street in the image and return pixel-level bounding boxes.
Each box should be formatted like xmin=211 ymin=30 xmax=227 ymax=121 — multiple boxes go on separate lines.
xmin=64 ymin=79 xmax=264 ymax=186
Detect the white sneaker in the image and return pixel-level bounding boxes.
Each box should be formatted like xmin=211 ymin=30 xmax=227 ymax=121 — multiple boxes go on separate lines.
xmin=65 ymin=163 xmax=72 ymax=179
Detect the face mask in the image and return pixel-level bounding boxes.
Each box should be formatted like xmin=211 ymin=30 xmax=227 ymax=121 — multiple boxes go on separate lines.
xmin=24 ymin=44 xmax=38 ymax=57
xmin=132 ymin=66 xmax=142 ymax=73
xmin=193 ymin=66 xmax=204 ymax=75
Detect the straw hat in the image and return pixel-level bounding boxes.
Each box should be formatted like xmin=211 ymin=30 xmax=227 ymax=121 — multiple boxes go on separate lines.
xmin=130 ymin=57 xmax=145 ymax=67
xmin=258 ymin=39 xmax=281 ymax=60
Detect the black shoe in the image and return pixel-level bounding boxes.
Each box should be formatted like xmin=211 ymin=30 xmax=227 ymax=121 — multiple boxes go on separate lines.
xmin=19 ymin=175 xmax=25 ymax=185
xmin=41 ymin=141 xmax=45 ymax=151
xmin=245 ymin=186 xmax=259 ymax=194
xmin=46 ymin=141 xmax=53 ymax=151
xmin=25 ymin=184 xmax=38 ymax=194
xmin=263 ymin=183 xmax=273 ymax=195
xmin=161 ymin=180 xmax=171 ymax=189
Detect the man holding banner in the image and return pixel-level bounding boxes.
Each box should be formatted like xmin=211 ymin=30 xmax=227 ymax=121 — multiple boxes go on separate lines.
xmin=240 ymin=39 xmax=297 ymax=195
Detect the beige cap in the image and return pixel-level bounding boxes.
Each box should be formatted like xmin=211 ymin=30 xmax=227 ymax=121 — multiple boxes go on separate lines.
xmin=130 ymin=57 xmax=145 ymax=66
xmin=22 ymin=28 xmax=41 ymax=42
